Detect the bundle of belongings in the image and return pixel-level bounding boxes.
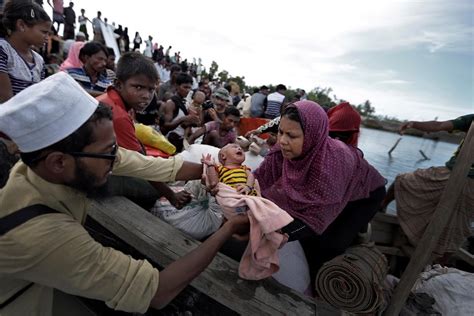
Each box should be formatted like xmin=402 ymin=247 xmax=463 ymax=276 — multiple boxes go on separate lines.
xmin=383 ymin=264 xmax=474 ymax=315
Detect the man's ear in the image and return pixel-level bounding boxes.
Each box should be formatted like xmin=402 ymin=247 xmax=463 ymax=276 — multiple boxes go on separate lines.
xmin=43 ymin=152 xmax=70 ymax=174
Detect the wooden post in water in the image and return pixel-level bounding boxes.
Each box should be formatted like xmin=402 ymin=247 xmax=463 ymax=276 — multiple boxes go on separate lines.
xmin=388 ymin=138 xmax=402 ymax=156
xmin=384 ymin=122 xmax=474 ymax=316
xmin=419 ymin=150 xmax=429 ymax=160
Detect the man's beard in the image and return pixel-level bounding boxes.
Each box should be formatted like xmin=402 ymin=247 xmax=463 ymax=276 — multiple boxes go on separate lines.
xmin=67 ymin=159 xmax=111 ymax=198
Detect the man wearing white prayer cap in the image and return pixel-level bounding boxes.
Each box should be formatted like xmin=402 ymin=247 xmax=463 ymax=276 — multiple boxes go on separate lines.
xmin=0 ymin=72 xmax=248 ymax=314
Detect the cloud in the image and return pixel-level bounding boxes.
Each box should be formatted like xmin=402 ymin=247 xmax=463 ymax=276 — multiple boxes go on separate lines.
xmin=78 ymin=0 xmax=472 ymax=120
xmin=378 ymin=80 xmax=411 ymax=85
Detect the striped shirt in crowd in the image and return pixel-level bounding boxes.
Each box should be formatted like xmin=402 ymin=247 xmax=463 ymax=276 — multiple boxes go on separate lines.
xmin=0 ymin=38 xmax=45 ymax=97
xmin=264 ymin=92 xmax=285 ymax=119
xmin=66 ymin=67 xmax=112 ymax=93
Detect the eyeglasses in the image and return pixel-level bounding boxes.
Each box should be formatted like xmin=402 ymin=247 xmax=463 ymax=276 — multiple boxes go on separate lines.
xmin=30 ymin=144 xmax=118 ymax=163
xmin=67 ymin=144 xmax=118 ymax=161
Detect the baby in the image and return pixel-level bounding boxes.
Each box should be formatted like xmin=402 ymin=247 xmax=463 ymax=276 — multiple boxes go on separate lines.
xmin=203 ymin=144 xmax=258 ymax=196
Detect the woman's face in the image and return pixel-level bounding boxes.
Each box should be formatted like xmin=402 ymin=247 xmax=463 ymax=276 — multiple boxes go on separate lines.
xmin=24 ymin=21 xmax=51 ymax=48
xmin=278 ymin=116 xmax=304 ymax=160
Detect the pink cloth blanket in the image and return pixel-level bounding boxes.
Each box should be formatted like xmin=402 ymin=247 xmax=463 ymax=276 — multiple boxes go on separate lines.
xmin=216 ymin=182 xmax=293 ymax=280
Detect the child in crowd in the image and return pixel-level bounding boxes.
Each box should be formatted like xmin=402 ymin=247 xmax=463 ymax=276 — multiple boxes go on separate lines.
xmin=0 ymin=1 xmax=51 ymax=103
xmin=188 ymin=106 xmax=241 ymax=148
xmin=97 ymin=51 xmax=191 ymax=210
xmin=97 ymin=51 xmax=158 ymax=153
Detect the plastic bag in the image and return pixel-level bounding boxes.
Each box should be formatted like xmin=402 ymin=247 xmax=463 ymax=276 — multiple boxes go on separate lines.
xmin=150 ymin=181 xmax=223 ymax=239
xmin=134 ymin=123 xmax=176 ymax=155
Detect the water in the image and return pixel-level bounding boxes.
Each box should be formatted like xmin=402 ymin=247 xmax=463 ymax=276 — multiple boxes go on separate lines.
xmin=358 ymin=128 xmax=460 ymax=214
xmin=358 ymin=127 xmax=459 ymax=187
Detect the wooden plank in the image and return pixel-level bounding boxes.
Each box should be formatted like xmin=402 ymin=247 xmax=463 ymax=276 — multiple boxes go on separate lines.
xmin=384 ymin=122 xmax=474 ymax=316
xmin=373 ymin=212 xmax=399 ymax=225
xmin=454 ymin=248 xmax=474 ymax=267
xmin=88 ymin=197 xmax=339 ymax=316
xmin=376 ymin=246 xmax=404 ymax=257
xmin=371 ymin=220 xmax=396 ymax=245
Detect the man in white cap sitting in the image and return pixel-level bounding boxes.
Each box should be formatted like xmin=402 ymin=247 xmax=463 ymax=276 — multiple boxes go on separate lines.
xmin=0 ymin=72 xmax=249 ymax=314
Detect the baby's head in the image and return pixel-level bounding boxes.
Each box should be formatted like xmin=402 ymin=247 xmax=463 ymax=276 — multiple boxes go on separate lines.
xmin=218 ymin=144 xmax=245 ymax=166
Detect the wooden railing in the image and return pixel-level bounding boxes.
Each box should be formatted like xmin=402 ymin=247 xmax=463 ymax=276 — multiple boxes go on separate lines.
xmin=88 ymin=196 xmax=340 ymax=316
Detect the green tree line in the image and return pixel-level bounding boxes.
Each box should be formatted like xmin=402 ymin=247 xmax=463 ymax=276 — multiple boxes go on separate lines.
xmin=200 ymin=60 xmax=377 ymax=118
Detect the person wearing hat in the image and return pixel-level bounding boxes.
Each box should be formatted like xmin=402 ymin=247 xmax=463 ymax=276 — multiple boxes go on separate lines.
xmin=209 ymin=87 xmax=231 ymax=122
xmin=0 ymin=72 xmax=249 ymax=314
xmin=62 ymin=31 xmax=86 ymax=59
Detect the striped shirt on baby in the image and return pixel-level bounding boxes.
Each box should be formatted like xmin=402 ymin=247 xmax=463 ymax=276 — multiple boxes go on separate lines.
xmin=218 ymin=165 xmax=257 ymax=196
xmin=0 ymin=38 xmax=45 ymax=96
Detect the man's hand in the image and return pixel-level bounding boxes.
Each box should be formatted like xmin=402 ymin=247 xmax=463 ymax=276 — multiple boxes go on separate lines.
xmin=207 ymin=108 xmax=218 ymax=121
xmin=182 ymin=115 xmax=200 ymax=127
xmin=169 ymin=190 xmax=192 ymax=209
xmin=225 ymin=214 xmax=250 ymax=238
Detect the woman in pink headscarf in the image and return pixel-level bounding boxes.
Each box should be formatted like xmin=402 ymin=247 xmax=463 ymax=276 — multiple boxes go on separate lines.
xmin=254 ymin=100 xmax=386 ymax=280
xmin=59 ymin=41 xmax=85 ymax=71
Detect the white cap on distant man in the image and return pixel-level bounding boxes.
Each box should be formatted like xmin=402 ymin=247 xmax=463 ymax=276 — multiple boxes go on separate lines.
xmin=0 ymin=72 xmax=98 ymax=153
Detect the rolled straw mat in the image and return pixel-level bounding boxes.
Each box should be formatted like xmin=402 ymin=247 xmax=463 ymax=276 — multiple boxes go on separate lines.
xmin=315 ymin=244 xmax=388 ymax=313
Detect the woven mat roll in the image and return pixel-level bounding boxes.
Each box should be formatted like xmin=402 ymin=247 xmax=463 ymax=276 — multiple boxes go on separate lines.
xmin=315 ymin=244 xmax=388 ymax=314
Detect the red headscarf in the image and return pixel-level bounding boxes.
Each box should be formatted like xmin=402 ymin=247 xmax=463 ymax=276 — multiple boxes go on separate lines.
xmin=327 ymin=102 xmax=361 ymax=146
xmin=254 ymin=100 xmax=384 ymax=234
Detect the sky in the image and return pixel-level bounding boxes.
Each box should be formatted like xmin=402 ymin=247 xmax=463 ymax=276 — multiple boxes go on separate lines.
xmin=63 ymin=0 xmax=472 ymax=121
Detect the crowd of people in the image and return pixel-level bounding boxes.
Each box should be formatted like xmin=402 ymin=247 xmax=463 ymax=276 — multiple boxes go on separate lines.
xmin=0 ymin=0 xmax=472 ymax=314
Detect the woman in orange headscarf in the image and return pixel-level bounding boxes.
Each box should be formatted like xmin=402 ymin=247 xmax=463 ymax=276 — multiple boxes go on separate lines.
xmin=327 ymin=101 xmax=362 ymax=146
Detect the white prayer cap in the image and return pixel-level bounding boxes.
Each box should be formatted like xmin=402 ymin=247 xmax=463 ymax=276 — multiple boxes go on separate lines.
xmin=0 ymin=72 xmax=98 ymax=153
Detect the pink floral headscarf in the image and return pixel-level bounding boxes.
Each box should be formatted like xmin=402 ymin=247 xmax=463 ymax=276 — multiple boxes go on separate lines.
xmin=60 ymin=41 xmax=85 ymax=71
xmin=254 ymin=100 xmax=385 ymax=234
